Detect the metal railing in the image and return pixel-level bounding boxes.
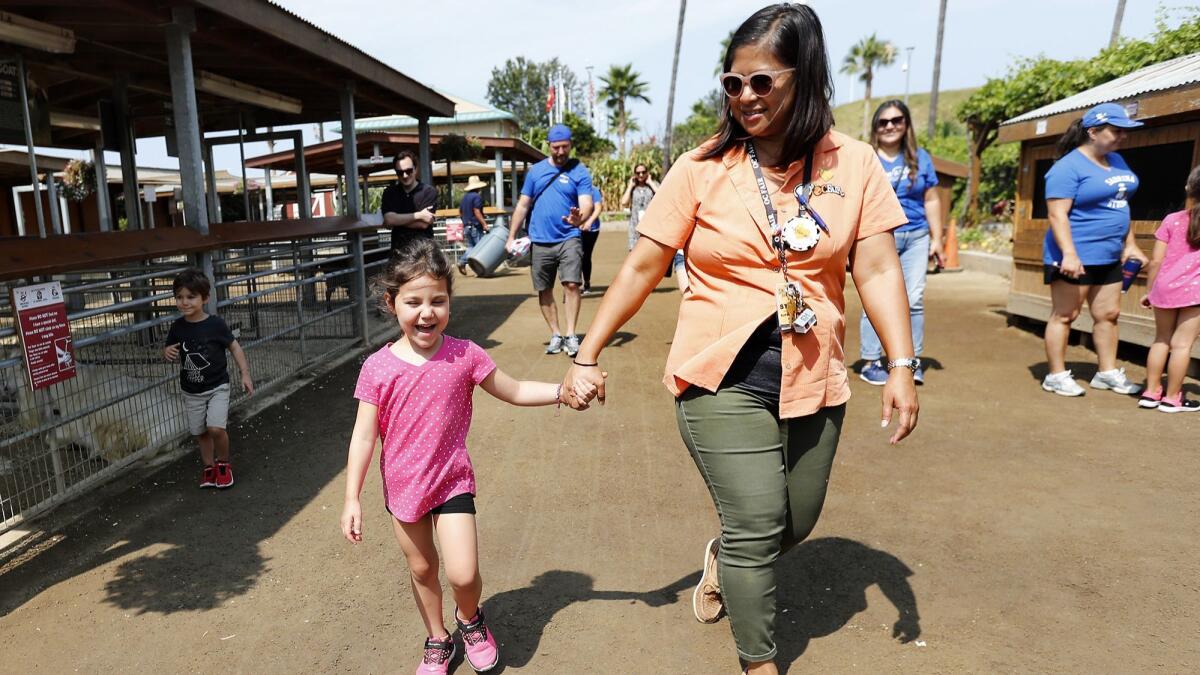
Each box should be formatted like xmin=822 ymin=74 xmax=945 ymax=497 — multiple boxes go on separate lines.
xmin=0 ymin=229 xmax=404 ymax=534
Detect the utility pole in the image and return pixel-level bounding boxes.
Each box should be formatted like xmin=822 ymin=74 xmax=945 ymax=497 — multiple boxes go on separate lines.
xmin=1109 ymin=0 xmax=1127 ymax=49
xmin=927 ymin=0 xmax=948 ymax=135
xmin=903 ymin=46 xmax=915 ymax=105
xmin=663 ymin=0 xmax=687 ymax=170
xmin=586 ymin=65 xmax=595 ymax=128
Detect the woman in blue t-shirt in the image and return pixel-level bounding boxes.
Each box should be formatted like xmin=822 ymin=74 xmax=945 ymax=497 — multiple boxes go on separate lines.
xmin=859 ymin=100 xmax=943 ymax=386
xmin=1041 ymin=103 xmax=1148 ymax=397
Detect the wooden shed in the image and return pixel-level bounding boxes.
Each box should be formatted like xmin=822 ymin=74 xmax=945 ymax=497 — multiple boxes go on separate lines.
xmin=998 ymin=52 xmax=1200 ymax=355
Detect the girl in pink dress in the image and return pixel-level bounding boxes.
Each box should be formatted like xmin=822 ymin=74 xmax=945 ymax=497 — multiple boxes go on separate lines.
xmin=1141 ymin=166 xmax=1200 ymax=413
xmin=340 ymin=239 xmax=570 ymax=674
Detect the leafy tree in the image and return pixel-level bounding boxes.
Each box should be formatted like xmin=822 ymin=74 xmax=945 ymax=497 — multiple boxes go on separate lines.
xmin=956 ymin=7 xmax=1200 ymax=222
xmin=599 ymin=63 xmax=652 ymax=157
xmin=562 ymin=111 xmax=615 ymax=158
xmin=487 ymin=57 xmax=584 ymax=132
xmin=671 ymin=89 xmax=722 ymax=160
xmin=840 ymin=34 xmax=897 ymax=139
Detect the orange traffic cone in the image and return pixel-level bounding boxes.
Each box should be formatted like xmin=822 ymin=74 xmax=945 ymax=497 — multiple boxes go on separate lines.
xmin=942 ymin=218 xmax=962 ymax=271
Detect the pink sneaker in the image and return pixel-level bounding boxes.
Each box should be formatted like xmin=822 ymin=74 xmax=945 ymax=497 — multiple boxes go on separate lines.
xmin=455 ymin=607 xmax=500 ymax=672
xmin=415 ymin=636 xmax=456 ymax=675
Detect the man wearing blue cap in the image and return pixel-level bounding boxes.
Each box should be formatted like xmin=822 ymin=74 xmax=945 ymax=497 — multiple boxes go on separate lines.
xmin=506 ymin=123 xmax=595 ymax=357
xmin=1040 ymin=102 xmax=1148 ymax=397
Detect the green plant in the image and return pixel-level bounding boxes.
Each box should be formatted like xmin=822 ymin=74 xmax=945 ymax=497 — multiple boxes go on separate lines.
xmin=840 ymin=34 xmax=897 ymax=139
xmin=586 ymin=144 xmax=664 ymax=211
xmin=60 ymin=159 xmax=94 ymax=202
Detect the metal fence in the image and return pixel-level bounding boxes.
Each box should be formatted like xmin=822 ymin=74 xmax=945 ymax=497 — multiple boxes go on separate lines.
xmin=0 ymin=229 xmax=408 ymax=534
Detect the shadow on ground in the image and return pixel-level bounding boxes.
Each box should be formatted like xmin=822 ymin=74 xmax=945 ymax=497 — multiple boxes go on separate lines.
xmin=0 ymin=291 xmax=530 ymax=618
xmin=635 ymin=537 xmax=919 ymax=673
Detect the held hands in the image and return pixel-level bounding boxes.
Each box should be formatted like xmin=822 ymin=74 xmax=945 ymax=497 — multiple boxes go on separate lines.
xmin=341 ymin=499 xmax=363 ymax=543
xmin=163 ymin=343 xmax=180 ymax=363
xmin=562 ymin=363 xmax=608 ymax=410
xmin=881 ymin=368 xmax=919 ymax=445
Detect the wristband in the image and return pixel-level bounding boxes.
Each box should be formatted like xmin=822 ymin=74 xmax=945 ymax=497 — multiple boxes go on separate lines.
xmin=555 ymin=384 xmax=563 ymax=409
xmin=572 ymin=360 xmax=599 ymax=367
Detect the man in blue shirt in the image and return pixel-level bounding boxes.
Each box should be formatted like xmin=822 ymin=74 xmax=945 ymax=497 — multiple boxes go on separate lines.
xmin=505 ymin=124 xmax=594 ymax=356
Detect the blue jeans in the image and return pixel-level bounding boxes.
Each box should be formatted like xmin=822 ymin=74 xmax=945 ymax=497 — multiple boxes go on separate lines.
xmin=458 ymin=224 xmax=484 ymax=264
xmin=860 ymin=229 xmax=928 ymax=360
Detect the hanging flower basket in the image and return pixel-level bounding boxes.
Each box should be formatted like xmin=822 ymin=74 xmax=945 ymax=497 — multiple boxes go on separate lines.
xmin=61 ymin=159 xmax=95 ymax=202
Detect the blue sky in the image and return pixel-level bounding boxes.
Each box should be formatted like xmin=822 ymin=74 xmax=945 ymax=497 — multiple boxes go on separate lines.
xmin=19 ymin=1 xmax=1172 ymax=175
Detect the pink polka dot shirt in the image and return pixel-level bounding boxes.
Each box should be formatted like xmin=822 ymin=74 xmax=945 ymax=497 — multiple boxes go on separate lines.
xmin=1148 ymin=210 xmax=1200 ymax=309
xmin=353 ymin=336 xmax=495 ymax=522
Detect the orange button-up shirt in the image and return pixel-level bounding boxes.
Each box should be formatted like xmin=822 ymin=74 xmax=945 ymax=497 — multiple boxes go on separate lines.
xmin=638 ymin=130 xmax=906 ymax=418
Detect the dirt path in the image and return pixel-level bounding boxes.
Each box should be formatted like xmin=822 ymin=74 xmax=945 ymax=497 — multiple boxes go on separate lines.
xmin=2 ymin=233 xmax=1197 ymax=673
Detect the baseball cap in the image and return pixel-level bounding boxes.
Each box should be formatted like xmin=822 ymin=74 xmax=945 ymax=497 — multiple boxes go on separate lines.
xmin=547 ymin=124 xmax=572 ymax=142
xmin=1081 ymin=103 xmax=1143 ymax=129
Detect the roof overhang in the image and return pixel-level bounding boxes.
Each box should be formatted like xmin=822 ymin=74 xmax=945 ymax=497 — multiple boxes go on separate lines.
xmin=2 ymin=0 xmax=454 ymax=149
xmin=244 ymin=131 xmax=546 ymax=173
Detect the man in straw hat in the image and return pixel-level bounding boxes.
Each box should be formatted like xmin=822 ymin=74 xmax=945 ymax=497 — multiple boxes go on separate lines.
xmin=457 ymin=175 xmax=490 ymax=274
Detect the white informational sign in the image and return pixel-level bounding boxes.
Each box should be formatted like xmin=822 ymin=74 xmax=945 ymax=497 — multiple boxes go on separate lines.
xmin=1035 ymin=120 xmax=1048 ymax=136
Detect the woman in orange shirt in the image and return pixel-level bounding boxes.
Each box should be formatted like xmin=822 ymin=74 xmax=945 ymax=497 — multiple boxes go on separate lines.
xmin=563 ymin=5 xmax=919 ymax=673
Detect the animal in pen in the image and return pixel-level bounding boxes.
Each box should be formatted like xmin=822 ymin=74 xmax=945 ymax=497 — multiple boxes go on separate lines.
xmin=7 ymin=361 xmax=184 ymax=468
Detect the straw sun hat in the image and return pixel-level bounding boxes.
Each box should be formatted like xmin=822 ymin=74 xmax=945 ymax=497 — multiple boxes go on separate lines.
xmin=464 ymin=176 xmax=488 ymax=192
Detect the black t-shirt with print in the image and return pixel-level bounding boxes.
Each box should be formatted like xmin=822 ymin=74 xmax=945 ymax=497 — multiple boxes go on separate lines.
xmin=165 ymin=315 xmax=235 ymax=394
xmin=382 ymin=180 xmax=439 ymax=252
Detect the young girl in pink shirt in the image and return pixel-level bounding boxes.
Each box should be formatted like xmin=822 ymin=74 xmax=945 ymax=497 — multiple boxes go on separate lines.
xmin=340 ymin=239 xmax=569 ymax=674
xmin=1141 ymin=165 xmax=1200 ymax=413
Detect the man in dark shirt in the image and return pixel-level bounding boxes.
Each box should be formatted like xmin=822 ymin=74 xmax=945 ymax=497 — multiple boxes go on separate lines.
xmin=381 ymin=150 xmax=439 ymax=254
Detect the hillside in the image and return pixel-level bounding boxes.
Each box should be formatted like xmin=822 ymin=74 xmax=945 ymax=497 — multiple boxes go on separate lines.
xmin=833 ymin=87 xmax=976 ymax=139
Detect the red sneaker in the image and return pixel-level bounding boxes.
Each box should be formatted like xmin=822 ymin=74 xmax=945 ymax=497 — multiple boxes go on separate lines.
xmin=200 ymin=465 xmax=217 ymax=488
xmin=214 ymin=462 xmax=234 ymax=489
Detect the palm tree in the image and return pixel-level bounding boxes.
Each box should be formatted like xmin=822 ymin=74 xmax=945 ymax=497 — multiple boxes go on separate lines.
xmin=840 ymin=34 xmax=897 ymax=139
xmin=663 ymin=0 xmax=687 ymax=169
xmin=599 ymin=64 xmax=652 ymax=156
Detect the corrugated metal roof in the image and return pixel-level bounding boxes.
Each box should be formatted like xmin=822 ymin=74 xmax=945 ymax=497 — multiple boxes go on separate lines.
xmin=332 ymin=93 xmax=516 ymax=134
xmin=1003 ymin=52 xmax=1200 ymax=125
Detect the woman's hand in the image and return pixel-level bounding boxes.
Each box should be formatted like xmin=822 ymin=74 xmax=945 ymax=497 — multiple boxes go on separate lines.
xmin=929 ymin=240 xmax=945 ymax=267
xmin=562 ymin=363 xmax=607 ymax=409
xmin=1059 ymin=252 xmax=1085 ymax=279
xmin=1123 ymin=244 xmax=1150 ymax=266
xmin=341 ymin=499 xmax=363 ymax=543
xmin=881 ymin=369 xmax=919 ymax=445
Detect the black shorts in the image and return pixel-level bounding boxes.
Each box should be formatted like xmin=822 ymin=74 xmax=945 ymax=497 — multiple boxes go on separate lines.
xmin=427 ymin=492 xmax=476 ymax=516
xmin=1043 ymin=261 xmax=1122 ymax=286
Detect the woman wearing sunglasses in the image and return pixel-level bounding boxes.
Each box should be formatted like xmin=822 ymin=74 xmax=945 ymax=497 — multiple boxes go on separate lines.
xmin=560 ymin=5 xmax=918 ymax=673
xmin=621 ymin=163 xmax=659 ymax=251
xmin=858 ymin=100 xmax=943 ymax=386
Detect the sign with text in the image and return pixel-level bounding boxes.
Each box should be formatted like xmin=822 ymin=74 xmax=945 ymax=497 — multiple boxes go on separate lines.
xmin=10 ymin=281 xmax=76 ymax=390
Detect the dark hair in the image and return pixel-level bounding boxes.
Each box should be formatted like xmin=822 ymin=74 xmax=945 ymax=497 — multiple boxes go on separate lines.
xmin=633 ymin=162 xmax=648 ymax=173
xmin=870 ymin=99 xmax=919 ymax=180
xmin=1055 ymin=118 xmax=1100 ymax=159
xmin=372 ymin=238 xmax=453 ymax=313
xmin=1186 ymin=164 xmax=1200 ymax=248
xmin=172 ymin=267 xmax=211 ymax=299
xmin=698 ymin=3 xmax=833 ymax=167
xmin=393 ymin=150 xmax=417 ymax=170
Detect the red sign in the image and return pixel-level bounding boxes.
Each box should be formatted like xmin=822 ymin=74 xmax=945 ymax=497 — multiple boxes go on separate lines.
xmin=11 ymin=281 xmax=76 ymax=390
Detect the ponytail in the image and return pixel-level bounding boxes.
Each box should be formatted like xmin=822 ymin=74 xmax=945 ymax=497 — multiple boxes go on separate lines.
xmin=1186 ymin=165 xmax=1200 ymax=249
xmin=1055 ymin=119 xmax=1089 ymax=159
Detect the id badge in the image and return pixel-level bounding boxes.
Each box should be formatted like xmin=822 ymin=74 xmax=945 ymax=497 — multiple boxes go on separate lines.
xmin=775 ymin=282 xmax=802 ymax=331
xmin=793 ymin=302 xmax=818 ymax=334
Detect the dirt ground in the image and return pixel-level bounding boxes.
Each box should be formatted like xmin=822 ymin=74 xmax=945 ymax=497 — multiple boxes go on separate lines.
xmin=2 ymin=231 xmax=1197 ymax=673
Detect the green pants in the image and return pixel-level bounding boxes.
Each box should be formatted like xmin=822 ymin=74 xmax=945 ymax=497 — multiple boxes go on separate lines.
xmin=676 ymin=384 xmax=845 ymax=662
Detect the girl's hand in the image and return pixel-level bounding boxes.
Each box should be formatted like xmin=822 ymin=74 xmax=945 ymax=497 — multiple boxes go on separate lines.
xmin=881 ymin=369 xmax=919 ymax=445
xmin=1059 ymin=253 xmax=1085 ymax=279
xmin=341 ymin=500 xmax=363 ymax=543
xmin=163 ymin=344 xmax=179 ymax=362
xmin=1140 ymin=294 xmax=1151 ymax=309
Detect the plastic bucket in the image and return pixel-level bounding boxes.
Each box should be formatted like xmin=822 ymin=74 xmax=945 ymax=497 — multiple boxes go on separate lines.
xmin=466 ymin=224 xmax=511 ymax=277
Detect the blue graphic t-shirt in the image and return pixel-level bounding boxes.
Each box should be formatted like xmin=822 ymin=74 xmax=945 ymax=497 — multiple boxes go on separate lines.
xmin=879 ymin=148 xmax=939 ymax=233
xmin=1042 ymin=148 xmax=1139 ymax=266
xmin=520 ymin=158 xmax=594 ymax=243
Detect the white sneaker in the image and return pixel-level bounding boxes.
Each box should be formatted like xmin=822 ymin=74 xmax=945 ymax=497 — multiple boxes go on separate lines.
xmin=1042 ymin=370 xmax=1085 ymax=397
xmin=1089 ymin=368 xmax=1142 ymax=395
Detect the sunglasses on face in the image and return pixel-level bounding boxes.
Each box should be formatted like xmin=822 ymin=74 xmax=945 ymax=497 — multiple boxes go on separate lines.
xmin=719 ymin=68 xmax=795 ymax=98
xmin=398 ymin=167 xmax=415 ymax=176
xmin=635 ymin=170 xmax=647 ymax=176
xmin=877 ymin=115 xmax=906 ymax=130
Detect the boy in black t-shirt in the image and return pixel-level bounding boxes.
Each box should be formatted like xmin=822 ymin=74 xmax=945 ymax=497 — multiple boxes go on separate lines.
xmin=164 ymin=268 xmax=254 ymax=489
